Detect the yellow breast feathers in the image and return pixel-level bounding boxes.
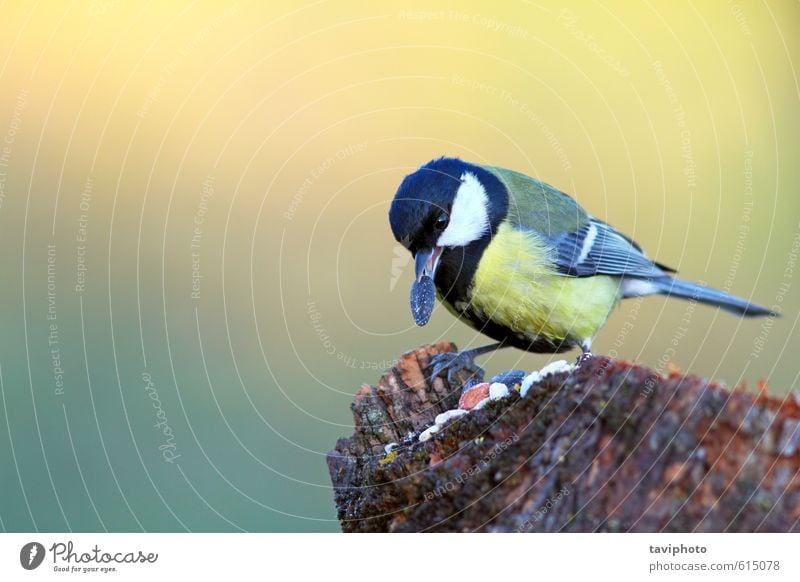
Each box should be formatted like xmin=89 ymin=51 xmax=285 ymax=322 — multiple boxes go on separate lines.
xmin=467 ymin=223 xmax=620 ymax=344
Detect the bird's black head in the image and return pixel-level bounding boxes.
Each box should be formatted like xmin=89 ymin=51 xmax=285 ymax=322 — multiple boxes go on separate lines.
xmin=388 ymin=157 xmax=508 ymax=325
xmin=389 ymin=157 xmax=508 ymax=253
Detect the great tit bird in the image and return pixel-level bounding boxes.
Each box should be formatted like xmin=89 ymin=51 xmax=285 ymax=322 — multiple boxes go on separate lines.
xmin=389 ymin=157 xmax=774 ymax=381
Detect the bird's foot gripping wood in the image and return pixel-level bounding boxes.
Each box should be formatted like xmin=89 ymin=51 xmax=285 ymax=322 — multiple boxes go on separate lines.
xmin=574 ymin=339 xmax=594 ymax=366
xmin=427 ymin=342 xmax=504 ymax=388
xmin=427 ymin=351 xmax=483 ymax=387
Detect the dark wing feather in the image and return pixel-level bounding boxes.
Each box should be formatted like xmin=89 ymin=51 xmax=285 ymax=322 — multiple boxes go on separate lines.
xmin=552 ymin=218 xmax=673 ymax=278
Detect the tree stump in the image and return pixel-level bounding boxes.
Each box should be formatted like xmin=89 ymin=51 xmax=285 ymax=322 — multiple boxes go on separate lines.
xmin=326 ymin=342 xmax=800 ymax=532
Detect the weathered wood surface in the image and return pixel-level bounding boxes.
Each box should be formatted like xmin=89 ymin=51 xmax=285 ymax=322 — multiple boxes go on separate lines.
xmin=327 ymin=342 xmax=800 ymax=532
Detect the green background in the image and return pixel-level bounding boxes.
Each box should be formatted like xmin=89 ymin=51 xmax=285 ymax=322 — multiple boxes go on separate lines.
xmin=0 ymin=0 xmax=797 ymax=532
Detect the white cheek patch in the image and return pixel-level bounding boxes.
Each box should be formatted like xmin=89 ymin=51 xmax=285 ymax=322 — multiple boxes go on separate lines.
xmin=436 ymin=171 xmax=490 ymax=247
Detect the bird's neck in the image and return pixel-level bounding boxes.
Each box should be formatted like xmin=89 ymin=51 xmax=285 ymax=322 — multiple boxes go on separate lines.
xmin=435 ymin=234 xmax=493 ymax=304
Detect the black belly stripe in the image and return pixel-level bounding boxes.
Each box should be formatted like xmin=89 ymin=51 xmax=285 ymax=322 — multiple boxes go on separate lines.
xmin=434 ymin=235 xmax=488 ymax=306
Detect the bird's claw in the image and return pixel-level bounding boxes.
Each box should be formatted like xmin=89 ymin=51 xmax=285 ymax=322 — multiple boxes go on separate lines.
xmin=575 ymin=351 xmax=593 ymax=366
xmin=428 ymin=350 xmax=485 ymax=386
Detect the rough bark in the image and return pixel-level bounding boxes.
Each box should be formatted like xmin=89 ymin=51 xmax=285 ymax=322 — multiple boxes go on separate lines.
xmin=327 ymin=342 xmax=800 ymax=532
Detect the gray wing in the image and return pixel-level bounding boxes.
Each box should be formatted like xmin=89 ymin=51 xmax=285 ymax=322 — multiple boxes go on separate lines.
xmin=551 ymin=218 xmax=675 ymax=278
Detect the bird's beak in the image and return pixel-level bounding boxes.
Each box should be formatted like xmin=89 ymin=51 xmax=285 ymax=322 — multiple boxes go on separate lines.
xmin=414 ymin=246 xmax=443 ymax=282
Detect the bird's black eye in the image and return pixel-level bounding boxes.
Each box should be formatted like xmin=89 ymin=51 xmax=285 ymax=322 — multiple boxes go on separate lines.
xmin=435 ymin=213 xmax=449 ymax=230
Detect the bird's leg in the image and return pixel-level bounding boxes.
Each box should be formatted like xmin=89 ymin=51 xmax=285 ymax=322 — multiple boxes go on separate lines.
xmin=575 ymin=339 xmax=593 ymax=365
xmin=428 ymin=342 xmax=505 ymax=387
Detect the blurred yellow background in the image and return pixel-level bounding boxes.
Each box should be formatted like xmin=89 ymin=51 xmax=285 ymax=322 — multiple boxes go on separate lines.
xmin=0 ymin=0 xmax=797 ymax=532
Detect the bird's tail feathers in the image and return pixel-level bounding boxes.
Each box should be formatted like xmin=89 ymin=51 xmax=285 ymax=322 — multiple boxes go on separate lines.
xmin=646 ymin=277 xmax=776 ymax=317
